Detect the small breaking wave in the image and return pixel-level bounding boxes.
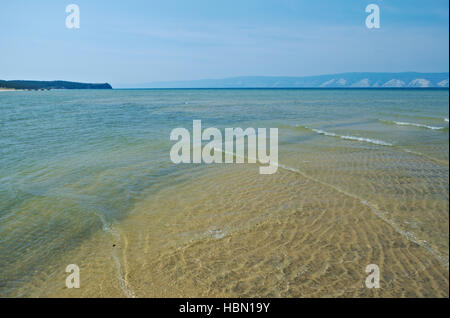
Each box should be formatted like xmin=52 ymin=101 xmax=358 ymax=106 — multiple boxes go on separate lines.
xmin=391 ymin=121 xmax=445 ymax=130
xmin=308 ymin=128 xmax=393 ymax=146
xmin=445 ymin=118 xmax=449 ymax=123
xmin=98 ymin=217 xmax=135 ymax=298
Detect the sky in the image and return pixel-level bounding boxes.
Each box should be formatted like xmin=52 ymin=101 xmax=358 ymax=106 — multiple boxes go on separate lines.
xmin=0 ymin=0 xmax=448 ymax=87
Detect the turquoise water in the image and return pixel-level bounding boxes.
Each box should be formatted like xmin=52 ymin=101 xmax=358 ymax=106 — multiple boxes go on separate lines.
xmin=0 ymin=88 xmax=448 ymax=296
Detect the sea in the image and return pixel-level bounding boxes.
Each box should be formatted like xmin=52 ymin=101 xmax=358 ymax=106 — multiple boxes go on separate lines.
xmin=0 ymin=88 xmax=448 ymax=297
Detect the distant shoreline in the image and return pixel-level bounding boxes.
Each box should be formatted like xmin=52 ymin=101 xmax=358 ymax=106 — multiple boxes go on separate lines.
xmin=0 ymin=88 xmax=23 ymax=92
xmin=114 ymin=87 xmax=450 ymax=90
xmin=121 ymin=72 xmax=449 ymax=89
xmin=0 ymin=80 xmax=112 ymax=90
xmin=0 ymin=87 xmax=449 ymax=92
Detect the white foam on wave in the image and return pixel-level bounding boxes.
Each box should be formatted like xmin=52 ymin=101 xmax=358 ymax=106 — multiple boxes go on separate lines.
xmin=98 ymin=215 xmax=135 ymax=298
xmin=445 ymin=118 xmax=449 ymax=123
xmin=393 ymin=121 xmax=445 ymax=130
xmin=111 ymin=247 xmax=136 ymax=298
xmin=310 ymin=128 xmax=393 ymax=146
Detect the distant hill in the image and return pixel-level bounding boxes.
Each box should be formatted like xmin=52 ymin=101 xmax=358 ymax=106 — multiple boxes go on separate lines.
xmin=131 ymin=72 xmax=449 ymax=88
xmin=0 ymin=80 xmax=112 ymax=90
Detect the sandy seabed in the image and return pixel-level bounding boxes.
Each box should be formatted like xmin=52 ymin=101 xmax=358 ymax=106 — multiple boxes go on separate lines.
xmin=22 ymin=154 xmax=448 ymax=298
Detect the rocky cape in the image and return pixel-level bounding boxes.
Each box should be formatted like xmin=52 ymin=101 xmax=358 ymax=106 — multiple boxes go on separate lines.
xmin=0 ymin=80 xmax=112 ymax=90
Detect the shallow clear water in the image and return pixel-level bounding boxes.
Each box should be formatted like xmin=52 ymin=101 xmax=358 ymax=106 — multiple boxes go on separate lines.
xmin=0 ymin=89 xmax=448 ymax=297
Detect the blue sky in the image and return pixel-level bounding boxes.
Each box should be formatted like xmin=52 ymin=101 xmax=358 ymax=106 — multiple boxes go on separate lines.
xmin=0 ymin=0 xmax=448 ymax=87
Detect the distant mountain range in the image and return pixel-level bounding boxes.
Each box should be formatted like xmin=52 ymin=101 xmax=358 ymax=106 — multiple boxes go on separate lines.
xmin=128 ymin=72 xmax=449 ymax=88
xmin=0 ymin=80 xmax=112 ymax=90
xmin=2 ymin=73 xmax=448 ymax=90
